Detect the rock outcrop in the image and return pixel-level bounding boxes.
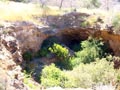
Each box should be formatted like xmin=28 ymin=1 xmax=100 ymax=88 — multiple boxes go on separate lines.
xmin=0 ymin=34 xmax=26 ymax=90
xmin=42 ymin=12 xmax=89 ymax=28
xmin=0 ymin=22 xmax=48 ymax=90
xmin=5 ymin=22 xmax=47 ymax=53
xmin=57 ymin=28 xmax=120 ymax=56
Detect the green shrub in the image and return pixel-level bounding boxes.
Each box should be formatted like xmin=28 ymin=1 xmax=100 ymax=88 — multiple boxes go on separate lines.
xmin=41 ymin=60 xmax=117 ymax=88
xmin=72 ymin=37 xmax=104 ymax=66
xmin=36 ymin=48 xmax=49 ymax=57
xmin=67 ymin=59 xmax=117 ymax=88
xmin=41 ymin=64 xmax=71 ymax=87
xmin=23 ymin=71 xmax=38 ymax=89
xmin=23 ymin=51 xmax=32 ymax=61
xmin=49 ymin=43 xmax=69 ymax=59
xmin=49 ymin=43 xmax=73 ymax=70
xmin=37 ymin=37 xmax=58 ymax=57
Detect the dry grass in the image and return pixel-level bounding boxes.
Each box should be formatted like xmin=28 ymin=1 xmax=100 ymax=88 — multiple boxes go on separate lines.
xmin=0 ymin=1 xmax=42 ymax=22
xmin=0 ymin=1 xmax=112 ymax=26
xmin=0 ymin=1 xmax=66 ymax=25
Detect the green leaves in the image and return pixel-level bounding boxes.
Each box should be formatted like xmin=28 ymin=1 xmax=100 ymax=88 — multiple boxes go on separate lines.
xmin=72 ymin=37 xmax=104 ymax=66
xmin=49 ymin=43 xmax=69 ymax=59
xmin=41 ymin=64 xmax=70 ymax=87
xmin=69 ymin=59 xmax=116 ymax=88
xmin=49 ymin=43 xmax=73 ymax=70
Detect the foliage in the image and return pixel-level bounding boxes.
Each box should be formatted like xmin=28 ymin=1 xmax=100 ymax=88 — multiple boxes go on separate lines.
xmin=41 ymin=64 xmax=71 ymax=87
xmin=36 ymin=37 xmax=58 ymax=57
xmin=36 ymin=48 xmax=49 ymax=57
xmin=23 ymin=51 xmax=32 ymax=61
xmin=40 ymin=60 xmax=117 ymax=88
xmin=23 ymin=71 xmax=39 ymax=90
xmin=112 ymin=14 xmax=120 ymax=33
xmin=42 ymin=37 xmax=58 ymax=48
xmin=49 ymin=43 xmax=69 ymax=60
xmin=80 ymin=21 xmax=89 ymax=28
xmin=81 ymin=15 xmax=98 ymax=28
xmin=67 ymin=59 xmax=117 ymax=88
xmin=0 ymin=2 xmax=42 ymax=22
xmin=78 ymin=0 xmax=101 ymax=9
xmin=72 ymin=37 xmax=104 ymax=66
xmin=49 ymin=43 xmax=73 ymax=70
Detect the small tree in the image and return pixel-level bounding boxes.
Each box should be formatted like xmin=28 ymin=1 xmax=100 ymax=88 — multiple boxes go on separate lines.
xmin=41 ymin=64 xmax=69 ymax=87
xmin=72 ymin=37 xmax=104 ymax=66
xmin=49 ymin=43 xmax=73 ymax=70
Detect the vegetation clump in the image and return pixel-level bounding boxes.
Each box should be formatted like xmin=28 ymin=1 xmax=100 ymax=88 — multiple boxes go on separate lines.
xmin=72 ymin=37 xmax=104 ymax=66
xmin=23 ymin=51 xmax=33 ymax=61
xmin=40 ymin=37 xmax=118 ymax=88
xmin=68 ymin=59 xmax=116 ymax=88
xmin=49 ymin=43 xmax=73 ymax=70
xmin=40 ymin=59 xmax=117 ymax=88
xmin=41 ymin=64 xmax=71 ymax=87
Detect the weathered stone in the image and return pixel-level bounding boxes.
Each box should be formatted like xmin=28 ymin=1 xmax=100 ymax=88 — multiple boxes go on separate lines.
xmin=57 ymin=28 xmax=120 ymax=56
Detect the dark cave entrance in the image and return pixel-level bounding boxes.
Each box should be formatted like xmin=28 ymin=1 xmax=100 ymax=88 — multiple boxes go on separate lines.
xmin=41 ymin=30 xmax=115 ymax=56
xmin=64 ymin=39 xmax=82 ymax=52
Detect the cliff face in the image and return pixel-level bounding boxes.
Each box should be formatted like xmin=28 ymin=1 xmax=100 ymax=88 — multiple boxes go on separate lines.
xmin=0 ymin=35 xmax=26 ymax=90
xmin=94 ymin=30 xmax=120 ymax=56
xmin=7 ymin=23 xmax=48 ymax=53
xmin=0 ymin=22 xmax=47 ymax=90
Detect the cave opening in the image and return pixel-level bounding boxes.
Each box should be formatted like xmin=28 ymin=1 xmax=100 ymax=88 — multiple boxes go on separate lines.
xmin=65 ymin=39 xmax=82 ymax=52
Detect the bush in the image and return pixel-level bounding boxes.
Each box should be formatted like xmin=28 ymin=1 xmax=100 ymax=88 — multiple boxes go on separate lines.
xmin=67 ymin=59 xmax=117 ymax=88
xmin=36 ymin=36 xmax=58 ymax=57
xmin=36 ymin=48 xmax=49 ymax=57
xmin=41 ymin=60 xmax=117 ymax=88
xmin=81 ymin=16 xmax=98 ymax=28
xmin=49 ymin=43 xmax=69 ymax=60
xmin=23 ymin=51 xmax=32 ymax=61
xmin=41 ymin=64 xmax=72 ymax=87
xmin=49 ymin=43 xmax=73 ymax=70
xmin=72 ymin=37 xmax=104 ymax=66
xmin=23 ymin=71 xmax=38 ymax=89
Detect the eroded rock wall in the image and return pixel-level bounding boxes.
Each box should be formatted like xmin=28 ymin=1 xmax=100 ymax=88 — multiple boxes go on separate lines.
xmin=0 ymin=35 xmax=26 ymax=90
xmin=7 ymin=23 xmax=48 ymax=53
xmin=57 ymin=28 xmax=120 ymax=56
xmin=0 ymin=22 xmax=48 ymax=90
